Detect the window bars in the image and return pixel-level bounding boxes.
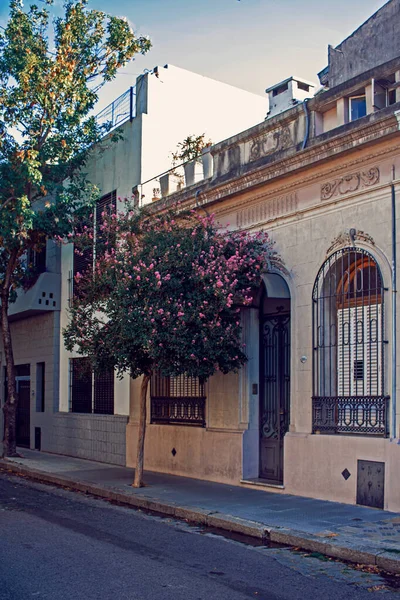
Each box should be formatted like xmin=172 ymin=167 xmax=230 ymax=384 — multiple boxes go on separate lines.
xmin=312 ymin=248 xmax=389 ymax=436
xmin=150 ymin=372 xmax=206 ymax=426
xmin=71 ymin=191 xmax=117 ymax=300
xmin=70 ymin=358 xmax=114 ymax=415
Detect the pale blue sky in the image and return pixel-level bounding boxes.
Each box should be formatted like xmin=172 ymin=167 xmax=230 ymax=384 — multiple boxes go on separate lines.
xmin=0 ymin=0 xmax=387 ymax=110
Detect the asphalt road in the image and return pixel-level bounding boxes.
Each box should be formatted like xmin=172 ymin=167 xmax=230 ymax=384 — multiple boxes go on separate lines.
xmin=0 ymin=471 xmax=399 ymax=600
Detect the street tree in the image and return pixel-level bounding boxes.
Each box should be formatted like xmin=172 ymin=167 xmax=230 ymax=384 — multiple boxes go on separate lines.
xmin=0 ymin=0 xmax=151 ymax=456
xmin=63 ymin=206 xmax=274 ymax=487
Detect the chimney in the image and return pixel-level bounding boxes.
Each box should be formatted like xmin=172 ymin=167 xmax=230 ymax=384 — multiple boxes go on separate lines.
xmin=266 ymin=76 xmax=316 ymax=119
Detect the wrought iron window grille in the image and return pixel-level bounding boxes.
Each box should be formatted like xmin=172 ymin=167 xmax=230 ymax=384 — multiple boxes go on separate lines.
xmin=150 ymin=372 xmax=206 ymax=427
xmin=69 ymin=358 xmax=114 ymax=415
xmin=312 ymin=247 xmax=388 ymax=436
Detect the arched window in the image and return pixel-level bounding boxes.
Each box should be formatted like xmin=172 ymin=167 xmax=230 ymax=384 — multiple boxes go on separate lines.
xmin=312 ymin=248 xmax=388 ymax=436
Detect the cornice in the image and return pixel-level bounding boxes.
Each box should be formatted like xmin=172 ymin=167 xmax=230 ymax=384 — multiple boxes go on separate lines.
xmin=185 ymin=121 xmax=399 ymax=213
xmin=153 ymin=112 xmax=400 ymax=218
xmin=211 ymin=104 xmax=303 ymax=152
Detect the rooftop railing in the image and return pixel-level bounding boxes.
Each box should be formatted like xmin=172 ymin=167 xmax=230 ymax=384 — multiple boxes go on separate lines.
xmin=95 ymin=86 xmax=136 ymax=131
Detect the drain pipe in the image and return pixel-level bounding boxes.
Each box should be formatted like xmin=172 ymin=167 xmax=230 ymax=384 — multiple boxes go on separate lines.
xmin=301 ymin=98 xmax=310 ymax=150
xmin=391 ymin=169 xmax=397 ymax=439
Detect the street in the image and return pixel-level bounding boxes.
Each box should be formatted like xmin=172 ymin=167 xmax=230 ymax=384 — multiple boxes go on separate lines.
xmin=0 ymin=472 xmax=399 ymax=600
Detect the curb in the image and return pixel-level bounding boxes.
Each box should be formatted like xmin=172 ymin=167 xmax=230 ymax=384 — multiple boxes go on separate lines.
xmin=2 ymin=459 xmax=400 ymax=574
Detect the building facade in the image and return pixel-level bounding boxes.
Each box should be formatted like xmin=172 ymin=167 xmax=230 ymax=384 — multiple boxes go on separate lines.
xmin=126 ymin=0 xmax=400 ymax=511
xmin=0 ymin=65 xmax=268 ymax=464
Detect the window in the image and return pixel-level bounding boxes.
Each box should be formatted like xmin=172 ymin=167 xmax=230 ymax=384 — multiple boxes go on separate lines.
xmin=70 ymin=358 xmax=114 ymax=415
xmin=150 ymin=372 xmax=206 ymax=426
xmin=312 ymin=248 xmax=388 ymax=436
xmin=27 ymin=246 xmax=46 ymax=273
xmin=95 ymin=190 xmax=117 ymax=257
xmin=349 ymin=95 xmax=367 ymax=121
xmin=36 ymin=362 xmax=45 ymax=412
xmin=72 ymin=190 xmax=117 ymax=299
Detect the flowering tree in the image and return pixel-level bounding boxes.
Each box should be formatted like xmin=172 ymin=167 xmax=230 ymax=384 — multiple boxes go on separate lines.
xmin=64 ymin=206 xmax=274 ymax=487
xmin=0 ymin=0 xmax=151 ymax=456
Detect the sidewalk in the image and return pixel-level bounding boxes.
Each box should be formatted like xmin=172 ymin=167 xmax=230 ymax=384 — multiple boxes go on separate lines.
xmin=2 ymin=449 xmax=400 ymax=574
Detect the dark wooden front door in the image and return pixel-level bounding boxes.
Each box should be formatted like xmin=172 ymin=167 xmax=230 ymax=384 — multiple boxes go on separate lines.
xmin=259 ymin=312 xmax=290 ymax=483
xmin=16 ymin=364 xmax=31 ymax=448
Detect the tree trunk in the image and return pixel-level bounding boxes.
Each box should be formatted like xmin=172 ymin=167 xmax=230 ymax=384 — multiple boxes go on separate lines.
xmin=1 ymin=289 xmax=18 ymax=457
xmin=133 ymin=373 xmax=151 ymax=488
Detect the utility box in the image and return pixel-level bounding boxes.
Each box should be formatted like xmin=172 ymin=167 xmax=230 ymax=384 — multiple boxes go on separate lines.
xmin=356 ymin=460 xmax=385 ymax=509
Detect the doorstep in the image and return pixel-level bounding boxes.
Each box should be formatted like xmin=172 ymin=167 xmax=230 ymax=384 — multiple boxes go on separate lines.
xmin=240 ymin=478 xmax=285 ymax=490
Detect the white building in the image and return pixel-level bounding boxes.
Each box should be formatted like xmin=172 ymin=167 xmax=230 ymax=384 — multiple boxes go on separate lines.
xmin=1 ymin=64 xmax=269 ymax=464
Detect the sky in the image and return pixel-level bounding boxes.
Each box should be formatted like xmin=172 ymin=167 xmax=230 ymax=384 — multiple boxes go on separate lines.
xmin=0 ymin=0 xmax=387 ymax=112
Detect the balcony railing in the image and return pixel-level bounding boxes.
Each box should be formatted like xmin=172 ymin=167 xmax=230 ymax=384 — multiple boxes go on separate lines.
xmin=312 ymin=395 xmax=389 ymax=436
xmin=95 ymin=86 xmax=136 ymax=132
xmin=151 ymin=397 xmax=206 ymax=426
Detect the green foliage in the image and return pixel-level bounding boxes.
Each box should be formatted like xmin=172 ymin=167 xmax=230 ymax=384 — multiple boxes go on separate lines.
xmin=64 ymin=206 xmax=274 ymax=382
xmin=0 ymin=0 xmax=151 ymax=294
xmin=171 ymin=133 xmax=212 ymax=165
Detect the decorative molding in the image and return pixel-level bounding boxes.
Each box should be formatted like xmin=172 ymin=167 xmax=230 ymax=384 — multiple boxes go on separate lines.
xmin=321 ymin=167 xmax=380 ymax=201
xmin=156 ymin=113 xmax=399 ymax=219
xmin=266 ymin=254 xmax=289 ymax=277
xmin=201 ymin=122 xmax=397 ymax=212
xmin=237 ymin=192 xmax=298 ymax=228
xmin=326 ymin=230 xmax=376 ymax=256
xmin=394 ymin=110 xmax=400 ymax=131
xmin=249 ymin=126 xmax=294 ymax=162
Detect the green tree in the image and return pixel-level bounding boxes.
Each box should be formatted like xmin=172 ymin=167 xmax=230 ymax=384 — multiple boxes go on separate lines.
xmin=0 ymin=0 xmax=151 ymax=456
xmin=64 ymin=206 xmax=274 ymax=487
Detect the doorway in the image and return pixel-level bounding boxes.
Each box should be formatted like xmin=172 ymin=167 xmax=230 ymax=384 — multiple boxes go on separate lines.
xmin=15 ymin=364 xmax=31 ymax=448
xmin=259 ymin=286 xmax=290 ymax=484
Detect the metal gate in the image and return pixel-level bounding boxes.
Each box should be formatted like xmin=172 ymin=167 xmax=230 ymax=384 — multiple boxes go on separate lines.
xmin=259 ymin=312 xmax=290 ymax=483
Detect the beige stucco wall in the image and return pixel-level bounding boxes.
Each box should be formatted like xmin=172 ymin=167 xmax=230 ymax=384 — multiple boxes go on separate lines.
xmin=133 ymin=131 xmax=400 ymax=508
xmin=0 ymin=312 xmax=58 ymax=453
xmin=126 ymin=371 xmax=244 ymax=483
xmin=284 ymin=433 xmax=400 ymax=512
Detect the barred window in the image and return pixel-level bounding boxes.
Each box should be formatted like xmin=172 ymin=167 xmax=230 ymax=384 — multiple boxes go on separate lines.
xmin=70 ymin=358 xmax=114 ymax=415
xmin=150 ymin=372 xmax=206 ymax=426
xmin=312 ymin=248 xmax=388 ymax=436
xmin=72 ymin=190 xmax=116 ymax=299
xmin=95 ymin=190 xmax=117 ymax=257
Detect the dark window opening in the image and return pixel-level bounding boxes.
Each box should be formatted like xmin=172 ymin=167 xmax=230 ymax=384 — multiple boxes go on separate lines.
xmin=72 ymin=191 xmax=117 ymax=299
xmin=94 ymin=369 xmax=114 ymax=415
xmin=272 ymin=82 xmax=289 ymax=97
xmin=95 ymin=190 xmax=117 ymax=257
xmin=354 ymin=359 xmax=364 ymax=381
xmin=27 ymin=245 xmax=47 ymax=273
xmin=70 ymin=358 xmax=114 ymax=415
xmin=151 ymin=372 xmax=206 ymax=426
xmin=70 ymin=358 xmax=92 ymax=413
xmin=388 ymin=89 xmax=397 ymax=105
xmin=297 ymin=81 xmax=310 ymax=92
xmin=36 ymin=362 xmax=45 ymax=412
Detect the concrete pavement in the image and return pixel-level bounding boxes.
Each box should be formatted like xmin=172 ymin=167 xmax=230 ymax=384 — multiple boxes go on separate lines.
xmin=2 ymin=449 xmax=400 ymax=574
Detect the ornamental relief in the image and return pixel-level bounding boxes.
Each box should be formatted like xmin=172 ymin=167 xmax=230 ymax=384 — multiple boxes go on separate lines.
xmin=249 ymin=125 xmax=294 ymax=162
xmin=320 ymin=167 xmax=380 ymax=201
xmin=326 ymin=230 xmax=375 ymax=256
xmin=237 ymin=192 xmax=297 ymax=228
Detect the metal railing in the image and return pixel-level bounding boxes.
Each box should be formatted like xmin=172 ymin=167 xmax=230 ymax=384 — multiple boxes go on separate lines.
xmin=312 ymin=395 xmax=389 ymax=436
xmin=150 ymin=372 xmax=206 ymax=426
xmin=95 ymin=86 xmax=136 ymax=131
